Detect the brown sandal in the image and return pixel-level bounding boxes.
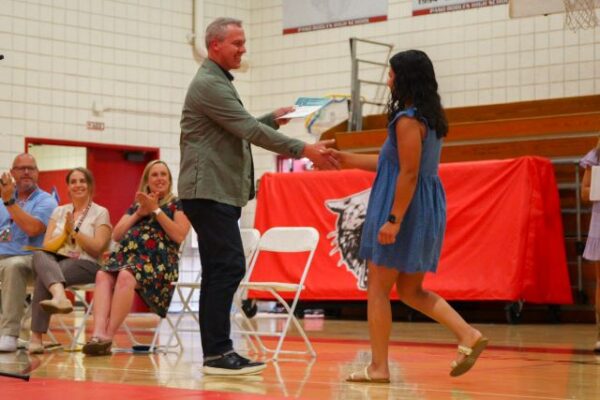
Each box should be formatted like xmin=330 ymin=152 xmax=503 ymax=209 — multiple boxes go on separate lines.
xmin=82 ymin=337 xmax=112 ymax=356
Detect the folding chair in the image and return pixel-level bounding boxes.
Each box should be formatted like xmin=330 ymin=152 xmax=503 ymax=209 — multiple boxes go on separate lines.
xmin=53 ymin=283 xmax=95 ymax=351
xmin=117 ymin=310 xmax=181 ymax=353
xmin=241 ymin=228 xmax=261 ymax=269
xmin=164 ymin=271 xmax=201 ymax=349
xmin=115 ymin=243 xmax=188 ymax=353
xmin=18 ymin=286 xmax=60 ymax=349
xmin=50 ymin=283 xmax=178 ymax=353
xmin=167 ymin=228 xmax=261 ymax=349
xmin=233 ymin=227 xmax=319 ymax=361
xmin=234 ymin=228 xmax=261 ymax=311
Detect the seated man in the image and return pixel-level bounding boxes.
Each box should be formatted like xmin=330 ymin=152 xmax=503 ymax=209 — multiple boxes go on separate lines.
xmin=0 ymin=153 xmax=57 ymax=352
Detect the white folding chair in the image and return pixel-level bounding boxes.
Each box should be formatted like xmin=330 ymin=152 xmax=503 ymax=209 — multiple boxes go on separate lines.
xmin=117 ymin=310 xmax=181 ymax=353
xmin=165 ymin=271 xmax=201 ymax=349
xmin=167 ymin=228 xmax=261 ymax=349
xmin=233 ymin=227 xmax=319 ymax=361
xmin=54 ymin=283 xmax=180 ymax=353
xmin=116 ymin=243 xmax=186 ymax=353
xmin=234 ymin=228 xmax=261 ymax=307
xmin=241 ymin=228 xmax=261 ymax=269
xmin=117 ymin=243 xmax=187 ymax=353
xmin=53 ymin=283 xmax=95 ymax=351
xmin=18 ymin=286 xmax=60 ymax=349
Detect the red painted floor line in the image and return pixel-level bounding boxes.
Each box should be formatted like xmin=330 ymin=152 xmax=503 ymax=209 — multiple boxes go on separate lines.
xmin=0 ymin=376 xmax=287 ymax=400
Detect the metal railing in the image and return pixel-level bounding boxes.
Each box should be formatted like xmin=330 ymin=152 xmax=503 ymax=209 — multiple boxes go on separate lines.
xmin=348 ymin=37 xmax=393 ymax=131
xmin=552 ymin=158 xmax=587 ymax=301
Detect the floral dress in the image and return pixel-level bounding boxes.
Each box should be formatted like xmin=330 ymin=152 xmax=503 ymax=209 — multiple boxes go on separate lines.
xmin=102 ymin=198 xmax=183 ymax=317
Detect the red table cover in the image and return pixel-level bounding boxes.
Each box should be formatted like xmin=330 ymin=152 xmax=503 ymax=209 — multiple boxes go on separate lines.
xmin=253 ymin=156 xmax=573 ymax=304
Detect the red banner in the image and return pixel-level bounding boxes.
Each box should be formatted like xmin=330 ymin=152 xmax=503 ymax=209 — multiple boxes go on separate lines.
xmin=253 ymin=157 xmax=572 ymax=304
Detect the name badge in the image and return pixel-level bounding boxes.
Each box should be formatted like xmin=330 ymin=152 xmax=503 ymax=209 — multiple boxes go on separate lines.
xmin=67 ymin=251 xmax=81 ymax=259
xmin=0 ymin=227 xmax=12 ymax=242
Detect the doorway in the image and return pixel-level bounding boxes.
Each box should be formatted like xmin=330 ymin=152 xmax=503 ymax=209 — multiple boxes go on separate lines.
xmin=26 ymin=138 xmax=160 ymax=313
xmin=26 ymin=138 xmax=159 ymax=225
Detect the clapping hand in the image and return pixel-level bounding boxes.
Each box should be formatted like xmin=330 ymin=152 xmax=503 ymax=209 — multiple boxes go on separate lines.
xmin=64 ymin=212 xmax=74 ymax=233
xmin=135 ymin=192 xmax=159 ymax=216
xmin=0 ymin=172 xmax=15 ymax=202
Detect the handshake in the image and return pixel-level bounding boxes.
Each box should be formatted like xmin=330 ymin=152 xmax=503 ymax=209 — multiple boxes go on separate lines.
xmin=302 ymin=139 xmax=342 ymax=171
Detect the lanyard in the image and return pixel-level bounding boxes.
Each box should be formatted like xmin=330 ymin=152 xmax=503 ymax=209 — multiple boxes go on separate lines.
xmin=73 ymin=202 xmax=92 ymax=234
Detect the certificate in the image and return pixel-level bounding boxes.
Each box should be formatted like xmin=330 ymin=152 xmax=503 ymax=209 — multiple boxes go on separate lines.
xmin=276 ymin=97 xmax=331 ymax=119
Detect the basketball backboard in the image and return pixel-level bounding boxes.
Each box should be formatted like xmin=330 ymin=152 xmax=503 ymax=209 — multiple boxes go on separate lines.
xmin=509 ymin=0 xmax=600 ymax=18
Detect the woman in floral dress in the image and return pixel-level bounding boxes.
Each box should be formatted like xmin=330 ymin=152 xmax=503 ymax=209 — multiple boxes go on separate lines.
xmin=83 ymin=160 xmax=190 ymax=356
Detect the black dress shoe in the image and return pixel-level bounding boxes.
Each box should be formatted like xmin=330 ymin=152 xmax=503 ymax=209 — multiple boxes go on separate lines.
xmin=202 ymin=352 xmax=266 ymax=375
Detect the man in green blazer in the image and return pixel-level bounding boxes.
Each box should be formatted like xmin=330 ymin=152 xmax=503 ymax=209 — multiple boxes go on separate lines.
xmin=179 ymin=17 xmax=337 ymax=375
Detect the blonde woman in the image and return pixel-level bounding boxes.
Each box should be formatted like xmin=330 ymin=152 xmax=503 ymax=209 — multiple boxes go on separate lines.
xmin=83 ymin=160 xmax=190 ymax=356
xmin=580 ymin=136 xmax=600 ymax=353
xmin=29 ymin=167 xmax=112 ymax=354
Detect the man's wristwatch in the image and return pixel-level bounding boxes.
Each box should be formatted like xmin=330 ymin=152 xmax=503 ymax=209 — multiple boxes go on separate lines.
xmin=387 ymin=214 xmax=399 ymax=224
xmin=152 ymin=208 xmax=163 ymax=216
xmin=3 ymin=198 xmax=16 ymax=207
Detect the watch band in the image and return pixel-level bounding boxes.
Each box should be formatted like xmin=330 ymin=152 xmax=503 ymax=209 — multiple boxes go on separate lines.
xmin=3 ymin=198 xmax=16 ymax=207
xmin=387 ymin=214 xmax=398 ymax=224
xmin=152 ymin=208 xmax=163 ymax=216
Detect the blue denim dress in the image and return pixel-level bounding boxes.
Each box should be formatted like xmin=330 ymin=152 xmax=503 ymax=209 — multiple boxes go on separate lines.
xmin=359 ymin=107 xmax=446 ymax=273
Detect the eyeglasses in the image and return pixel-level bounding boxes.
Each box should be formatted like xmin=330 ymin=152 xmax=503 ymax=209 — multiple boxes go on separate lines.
xmin=12 ymin=166 xmax=37 ymax=172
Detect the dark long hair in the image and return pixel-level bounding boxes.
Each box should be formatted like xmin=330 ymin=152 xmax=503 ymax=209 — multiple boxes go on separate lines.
xmin=386 ymin=50 xmax=448 ymax=138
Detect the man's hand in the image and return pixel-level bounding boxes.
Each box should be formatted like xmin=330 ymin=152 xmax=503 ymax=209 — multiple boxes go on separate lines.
xmin=302 ymin=139 xmax=340 ymax=170
xmin=272 ymin=106 xmax=295 ymax=126
xmin=0 ymin=172 xmax=15 ymax=202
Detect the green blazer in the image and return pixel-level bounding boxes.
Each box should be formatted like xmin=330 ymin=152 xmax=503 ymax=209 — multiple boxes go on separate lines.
xmin=178 ymin=59 xmax=305 ymax=207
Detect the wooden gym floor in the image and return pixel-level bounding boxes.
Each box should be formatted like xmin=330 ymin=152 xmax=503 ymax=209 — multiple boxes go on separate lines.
xmin=1 ymin=313 xmax=600 ymax=399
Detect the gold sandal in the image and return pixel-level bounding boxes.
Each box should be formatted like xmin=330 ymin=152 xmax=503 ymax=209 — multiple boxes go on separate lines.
xmin=346 ymin=366 xmax=390 ymax=384
xmin=450 ymin=337 xmax=489 ymax=377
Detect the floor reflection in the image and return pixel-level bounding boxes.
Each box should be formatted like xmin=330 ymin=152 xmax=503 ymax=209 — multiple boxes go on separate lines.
xmin=0 ymin=350 xmax=35 ymax=381
xmin=7 ymin=316 xmax=600 ymax=399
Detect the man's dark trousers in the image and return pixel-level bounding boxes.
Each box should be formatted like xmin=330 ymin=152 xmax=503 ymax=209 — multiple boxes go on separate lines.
xmin=182 ymin=198 xmax=246 ymax=358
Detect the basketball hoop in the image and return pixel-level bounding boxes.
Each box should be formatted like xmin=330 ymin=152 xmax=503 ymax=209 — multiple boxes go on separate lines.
xmin=563 ymin=0 xmax=599 ymax=31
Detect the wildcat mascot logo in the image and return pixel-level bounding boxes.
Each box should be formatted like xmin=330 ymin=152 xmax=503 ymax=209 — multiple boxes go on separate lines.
xmin=325 ymin=189 xmax=370 ymax=290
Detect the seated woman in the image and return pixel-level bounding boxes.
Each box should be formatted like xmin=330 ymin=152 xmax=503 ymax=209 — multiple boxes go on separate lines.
xmin=29 ymin=167 xmax=112 ymax=354
xmin=82 ymin=160 xmax=190 ymax=356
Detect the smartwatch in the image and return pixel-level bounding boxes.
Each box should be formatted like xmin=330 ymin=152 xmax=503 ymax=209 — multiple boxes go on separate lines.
xmin=387 ymin=214 xmax=399 ymax=224
xmin=3 ymin=198 xmax=16 ymax=207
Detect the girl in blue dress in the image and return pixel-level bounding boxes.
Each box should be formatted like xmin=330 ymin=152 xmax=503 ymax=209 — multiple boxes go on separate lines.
xmin=333 ymin=50 xmax=487 ymax=381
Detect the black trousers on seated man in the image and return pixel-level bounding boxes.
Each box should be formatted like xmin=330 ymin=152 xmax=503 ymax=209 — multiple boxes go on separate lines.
xmin=181 ymin=198 xmax=246 ymax=358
